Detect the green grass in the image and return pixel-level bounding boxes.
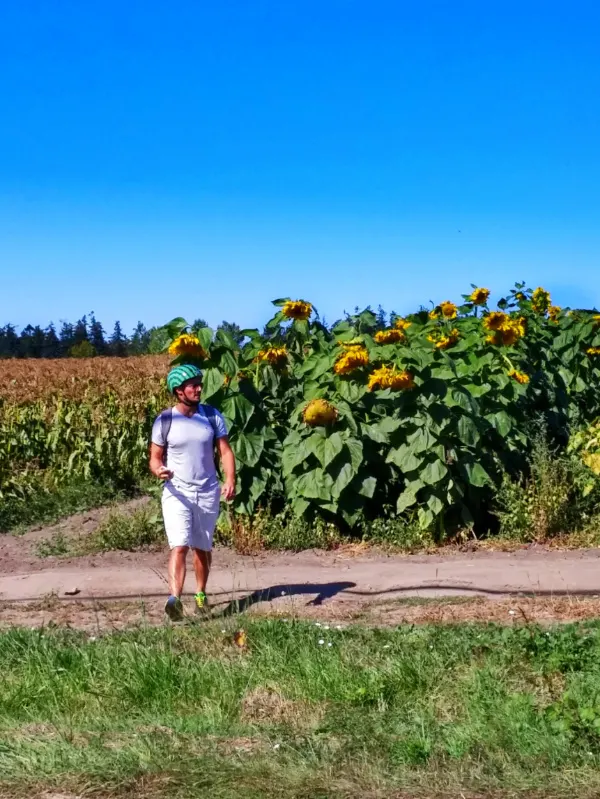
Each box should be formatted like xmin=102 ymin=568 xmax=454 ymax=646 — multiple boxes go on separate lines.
xmin=35 ymin=500 xmax=164 ymax=558
xmin=3 ymin=620 xmax=600 ymax=797
xmin=0 ymin=477 xmax=138 ymax=535
xmin=79 ymin=502 xmax=164 ymax=554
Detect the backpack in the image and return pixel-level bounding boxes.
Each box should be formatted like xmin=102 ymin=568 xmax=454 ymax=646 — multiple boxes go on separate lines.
xmin=157 ymin=405 xmax=221 ymax=471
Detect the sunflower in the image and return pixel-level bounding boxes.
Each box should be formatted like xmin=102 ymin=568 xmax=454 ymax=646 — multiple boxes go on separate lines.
xmin=593 ymin=314 xmax=600 ymax=328
xmin=587 ymin=347 xmax=600 ymax=356
xmin=282 ymin=300 xmax=312 ymax=320
xmin=486 ymin=327 xmax=518 ymax=347
xmin=337 ymin=338 xmax=364 ymax=348
xmin=439 ymin=301 xmax=458 ymax=319
xmin=394 ymin=317 xmax=412 ymax=331
xmin=482 ymin=311 xmax=526 ymax=347
xmin=334 ymin=346 xmax=369 ymax=375
xmin=255 ymin=345 xmax=288 ymax=367
xmin=508 ymin=369 xmax=530 ymax=384
xmin=368 ymin=365 xmax=415 ymax=391
xmin=429 ymin=309 xmax=440 ymax=320
xmin=515 ymin=291 xmax=526 ymax=302
xmin=531 ymin=287 xmax=551 ymax=315
xmin=429 ymin=328 xmax=460 ymax=350
xmin=515 ymin=316 xmax=527 ymax=337
xmin=499 ymin=325 xmax=521 ymax=347
xmin=469 ymin=287 xmax=490 ymax=306
xmin=303 ymin=398 xmax=338 ymax=426
xmin=168 ymin=334 xmax=208 ymax=360
xmin=548 ymin=305 xmax=561 ymax=323
xmin=485 ymin=317 xmax=525 ymax=347
xmin=483 ymin=311 xmax=509 ymax=331
xmin=374 ymin=328 xmax=406 ymax=344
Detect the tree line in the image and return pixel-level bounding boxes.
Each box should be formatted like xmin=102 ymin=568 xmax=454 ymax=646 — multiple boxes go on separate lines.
xmin=0 ymin=315 xmax=243 ymax=359
xmin=0 ymin=304 xmax=397 ymax=359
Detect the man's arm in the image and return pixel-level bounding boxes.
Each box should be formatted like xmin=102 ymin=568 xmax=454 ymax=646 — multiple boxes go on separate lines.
xmin=216 ymin=436 xmax=236 ymax=501
xmin=149 ymin=443 xmax=173 ymax=480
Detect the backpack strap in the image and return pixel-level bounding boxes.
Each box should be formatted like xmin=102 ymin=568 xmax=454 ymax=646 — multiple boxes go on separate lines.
xmin=201 ymin=404 xmax=222 ymax=476
xmin=158 ymin=408 xmax=173 ymax=464
xmin=200 ymin=404 xmax=220 ymax=439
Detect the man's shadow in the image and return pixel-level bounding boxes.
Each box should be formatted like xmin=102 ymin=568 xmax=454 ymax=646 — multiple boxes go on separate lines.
xmin=214 ymin=581 xmax=356 ymax=618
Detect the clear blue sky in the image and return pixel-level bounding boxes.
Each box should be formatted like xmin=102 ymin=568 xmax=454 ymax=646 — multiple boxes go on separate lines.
xmin=1 ymin=0 xmax=600 ymax=334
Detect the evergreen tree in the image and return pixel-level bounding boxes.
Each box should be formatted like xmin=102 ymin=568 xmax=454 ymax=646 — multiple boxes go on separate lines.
xmin=217 ymin=320 xmax=244 ymax=344
xmin=59 ymin=322 xmax=75 ymax=356
xmin=0 ymin=324 xmax=20 ymax=358
xmin=43 ymin=323 xmax=61 ymax=358
xmin=73 ymin=316 xmax=88 ymax=345
xmin=376 ymin=305 xmax=387 ymax=329
xmin=20 ymin=325 xmax=46 ymax=358
xmin=129 ymin=321 xmax=150 ymax=355
xmin=70 ymin=340 xmax=96 ymax=358
xmin=192 ymin=318 xmax=209 ymax=331
xmin=19 ymin=325 xmax=35 ymax=358
xmin=109 ymin=321 xmax=128 ymax=356
xmin=89 ymin=313 xmax=106 ymax=355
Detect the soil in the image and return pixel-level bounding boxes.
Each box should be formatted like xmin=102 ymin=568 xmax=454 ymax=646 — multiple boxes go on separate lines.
xmin=2 ymin=501 xmax=600 ymax=630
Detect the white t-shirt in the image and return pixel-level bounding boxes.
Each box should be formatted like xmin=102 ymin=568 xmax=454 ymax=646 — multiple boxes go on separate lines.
xmin=151 ymin=406 xmax=228 ymax=491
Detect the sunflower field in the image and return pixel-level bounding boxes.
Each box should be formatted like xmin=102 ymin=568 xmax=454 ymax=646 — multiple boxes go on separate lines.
xmin=3 ymin=284 xmax=600 ymax=538
xmin=162 ymin=284 xmax=600 ymax=534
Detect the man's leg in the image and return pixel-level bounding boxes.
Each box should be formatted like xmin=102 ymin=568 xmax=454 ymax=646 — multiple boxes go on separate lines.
xmin=168 ymin=546 xmax=189 ymax=598
xmin=190 ymin=488 xmax=219 ymax=611
xmin=162 ymin=487 xmax=193 ymax=620
xmin=191 ymin=548 xmax=212 ymax=594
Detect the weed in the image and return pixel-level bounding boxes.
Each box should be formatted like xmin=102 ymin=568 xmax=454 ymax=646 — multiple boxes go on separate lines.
xmin=217 ymin=507 xmax=342 ymax=553
xmin=363 ymin=513 xmax=435 ymax=551
xmin=80 ymin=503 xmax=164 ymax=554
xmin=35 ymin=531 xmax=71 ymax=558
xmin=495 ymin=433 xmax=600 ymax=541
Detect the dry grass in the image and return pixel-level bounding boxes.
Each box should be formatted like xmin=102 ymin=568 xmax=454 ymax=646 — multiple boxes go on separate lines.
xmin=356 ymin=594 xmax=600 ymax=626
xmin=241 ymin=686 xmax=325 ymax=730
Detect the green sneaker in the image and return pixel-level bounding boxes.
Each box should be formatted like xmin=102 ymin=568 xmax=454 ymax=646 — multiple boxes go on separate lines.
xmin=165 ymin=595 xmax=184 ymax=621
xmin=195 ymin=591 xmax=209 ymax=614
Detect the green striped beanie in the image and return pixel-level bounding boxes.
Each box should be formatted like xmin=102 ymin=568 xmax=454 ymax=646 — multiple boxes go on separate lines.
xmin=167 ymin=364 xmax=203 ymax=394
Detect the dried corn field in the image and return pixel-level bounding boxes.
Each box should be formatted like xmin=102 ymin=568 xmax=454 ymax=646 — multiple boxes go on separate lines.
xmin=0 ymin=355 xmax=169 ymax=402
xmin=0 ymin=357 xmax=170 ymax=529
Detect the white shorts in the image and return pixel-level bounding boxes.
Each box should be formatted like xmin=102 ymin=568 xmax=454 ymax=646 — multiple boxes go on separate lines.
xmin=161 ymin=482 xmax=221 ymax=551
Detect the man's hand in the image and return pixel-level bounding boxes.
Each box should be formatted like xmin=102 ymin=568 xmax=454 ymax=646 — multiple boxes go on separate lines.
xmin=155 ymin=466 xmax=174 ymax=481
xmin=150 ymin=444 xmax=172 ymax=482
xmin=217 ymin=436 xmax=236 ymax=502
xmin=221 ymin=480 xmax=236 ymax=501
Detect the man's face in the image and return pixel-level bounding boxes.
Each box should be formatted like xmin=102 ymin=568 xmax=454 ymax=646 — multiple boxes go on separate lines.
xmin=177 ymin=377 xmax=203 ymax=404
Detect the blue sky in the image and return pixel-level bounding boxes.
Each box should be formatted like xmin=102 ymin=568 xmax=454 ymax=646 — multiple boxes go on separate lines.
xmin=1 ymin=0 xmax=600 ymax=334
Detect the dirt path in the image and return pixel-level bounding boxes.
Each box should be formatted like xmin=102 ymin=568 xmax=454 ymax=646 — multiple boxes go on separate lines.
xmin=3 ymin=503 xmax=600 ymax=629
xmin=5 ymin=546 xmax=600 ymax=603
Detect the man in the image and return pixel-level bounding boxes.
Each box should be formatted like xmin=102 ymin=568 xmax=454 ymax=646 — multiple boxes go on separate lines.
xmin=149 ymin=364 xmax=236 ymax=620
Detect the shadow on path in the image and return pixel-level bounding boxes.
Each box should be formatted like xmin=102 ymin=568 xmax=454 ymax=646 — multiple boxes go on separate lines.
xmin=8 ymin=582 xmax=600 ymax=606
xmin=214 ymin=581 xmax=357 ymax=618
